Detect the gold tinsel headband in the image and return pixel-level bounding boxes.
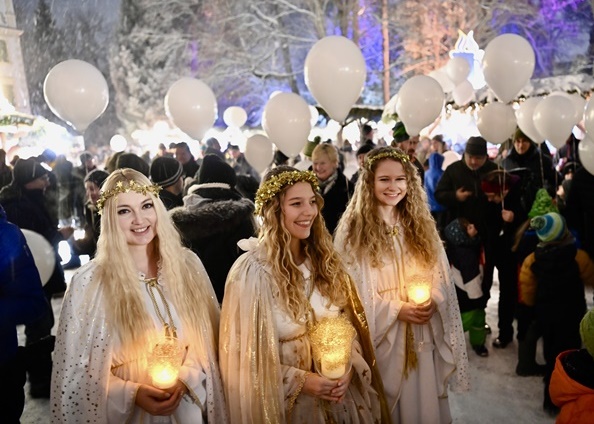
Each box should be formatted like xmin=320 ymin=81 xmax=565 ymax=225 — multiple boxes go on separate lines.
xmin=255 ymin=170 xmax=319 ymax=215
xmin=97 ymin=180 xmax=162 ymax=214
xmin=366 ymin=150 xmax=410 ymax=170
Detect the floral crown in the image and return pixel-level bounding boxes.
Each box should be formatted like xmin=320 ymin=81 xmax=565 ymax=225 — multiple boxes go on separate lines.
xmin=255 ymin=170 xmax=319 ymax=215
xmin=366 ymin=150 xmax=409 ymax=170
xmin=97 ymin=180 xmax=162 ymax=214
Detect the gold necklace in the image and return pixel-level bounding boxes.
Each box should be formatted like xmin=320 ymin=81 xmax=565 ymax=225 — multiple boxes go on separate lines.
xmin=143 ymin=277 xmax=177 ymax=338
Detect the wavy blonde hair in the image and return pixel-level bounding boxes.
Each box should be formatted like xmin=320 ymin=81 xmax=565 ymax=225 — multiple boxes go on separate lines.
xmin=336 ymin=147 xmax=440 ymax=268
xmin=259 ymin=166 xmax=350 ymax=321
xmin=94 ymin=169 xmax=219 ymax=360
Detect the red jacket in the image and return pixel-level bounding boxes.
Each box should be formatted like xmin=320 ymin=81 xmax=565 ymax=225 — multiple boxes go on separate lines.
xmin=550 ymin=350 xmax=594 ymax=423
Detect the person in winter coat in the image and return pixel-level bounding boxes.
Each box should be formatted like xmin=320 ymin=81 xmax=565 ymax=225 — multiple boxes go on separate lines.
xmin=170 ymin=154 xmax=257 ymax=303
xmin=0 ymin=158 xmax=73 ymax=398
xmin=550 ymin=309 xmax=594 ymax=423
xmin=311 ymin=143 xmax=353 ymax=236
xmin=502 ymin=128 xmax=559 ymax=214
xmin=0 ymin=203 xmax=46 ymax=421
xmin=424 ymin=152 xmax=446 ymax=237
xmin=519 ymin=212 xmax=594 ymax=414
xmin=444 ymin=217 xmax=488 ymax=357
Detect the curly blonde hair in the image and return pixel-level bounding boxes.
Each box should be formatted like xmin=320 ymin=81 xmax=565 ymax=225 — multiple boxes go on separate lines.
xmin=336 ymin=147 xmax=440 ymax=268
xmin=94 ymin=169 xmax=219 ymax=360
xmin=259 ymin=166 xmax=350 ymax=321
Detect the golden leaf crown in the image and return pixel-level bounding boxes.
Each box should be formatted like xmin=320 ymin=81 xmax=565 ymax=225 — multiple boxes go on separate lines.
xmin=366 ymin=150 xmax=410 ymax=170
xmin=97 ymin=180 xmax=162 ymax=214
xmin=254 ymin=170 xmax=319 ymax=215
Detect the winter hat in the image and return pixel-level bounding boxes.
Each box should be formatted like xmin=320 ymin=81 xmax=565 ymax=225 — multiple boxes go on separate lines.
xmin=356 ymin=143 xmax=374 ymax=157
xmin=465 ymin=136 xmax=487 ymax=156
xmin=392 ymin=121 xmax=410 ymax=144
xmin=12 ymin=158 xmax=48 ymax=186
xmin=580 ymin=310 xmax=594 ymax=358
xmin=116 ymin=153 xmax=150 ymax=177
xmin=528 ymin=188 xmax=559 ymax=219
xmin=303 ymin=137 xmax=321 ymax=158
xmin=480 ymin=169 xmax=519 ymax=194
xmin=150 ymin=156 xmax=183 ymax=188
xmin=198 ymin=154 xmax=236 ymax=188
xmin=84 ymin=169 xmax=109 ymax=188
xmin=530 ymin=212 xmax=568 ymax=243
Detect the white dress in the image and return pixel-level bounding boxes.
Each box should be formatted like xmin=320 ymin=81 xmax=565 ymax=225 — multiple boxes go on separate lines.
xmin=219 ymin=245 xmax=383 ymax=423
xmin=335 ymin=230 xmax=469 ymax=424
xmin=51 ymin=261 xmax=226 ymax=423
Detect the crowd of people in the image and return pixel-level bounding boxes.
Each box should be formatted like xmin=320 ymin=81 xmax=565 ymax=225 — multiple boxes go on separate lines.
xmin=1 ymin=122 xmax=594 ymax=423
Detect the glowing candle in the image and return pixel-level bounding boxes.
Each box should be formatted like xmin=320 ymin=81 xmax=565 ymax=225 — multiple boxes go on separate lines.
xmin=321 ymin=351 xmax=347 ymax=380
xmin=408 ymin=285 xmax=431 ymax=305
xmin=150 ymin=364 xmax=179 ymax=389
xmin=148 ymin=337 xmax=183 ymax=390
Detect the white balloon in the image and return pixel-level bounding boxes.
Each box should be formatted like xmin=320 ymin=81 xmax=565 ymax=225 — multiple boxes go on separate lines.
xmin=223 ymin=106 xmax=248 ymax=128
xmin=43 ymin=59 xmax=109 ymax=132
xmin=442 ymin=150 xmax=461 ymax=171
xmin=446 ymin=57 xmax=471 ymax=85
xmin=21 ymin=229 xmax=55 ymax=286
xmin=428 ymin=68 xmax=455 ymax=93
xmin=452 ymin=80 xmax=475 ymax=106
xmin=533 ymin=95 xmax=575 ymax=148
xmin=304 ymin=36 xmax=366 ymax=122
xmin=110 ymin=134 xmax=127 ymax=152
xmin=583 ymin=99 xmax=594 ymax=135
xmin=549 ymin=92 xmax=583 ymax=125
xmin=482 ymin=34 xmax=535 ymax=103
xmin=578 ymin=134 xmax=594 ymax=175
xmin=262 ymin=93 xmax=311 ymax=157
xmin=396 ymin=75 xmax=445 ymax=136
xmin=515 ymin=97 xmax=544 ymax=143
xmin=476 ymin=102 xmax=517 ymax=144
xmin=245 ymin=134 xmax=274 ymax=173
xmin=164 ymin=78 xmax=217 ymax=140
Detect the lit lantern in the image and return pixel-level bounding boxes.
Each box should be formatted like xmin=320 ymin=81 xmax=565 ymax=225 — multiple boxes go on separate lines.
xmin=148 ymin=337 xmax=184 ymax=390
xmin=406 ymin=273 xmax=432 ymax=306
xmin=309 ymin=315 xmax=356 ymax=380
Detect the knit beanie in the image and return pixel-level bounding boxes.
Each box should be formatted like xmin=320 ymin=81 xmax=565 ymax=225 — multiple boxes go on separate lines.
xmin=580 ymin=310 xmax=594 ymax=358
xmin=150 ymin=156 xmax=183 ymax=188
xmin=198 ymin=154 xmax=236 ymax=188
xmin=303 ymin=137 xmax=321 ymax=158
xmin=465 ymin=136 xmax=487 ymax=156
xmin=530 ymin=212 xmax=567 ymax=243
xmin=12 ymin=158 xmax=48 ymax=186
xmin=84 ymin=169 xmax=109 ymax=188
xmin=528 ymin=188 xmax=559 ymax=219
xmin=392 ymin=121 xmax=409 ymax=144
xmin=356 ymin=143 xmax=374 ymax=157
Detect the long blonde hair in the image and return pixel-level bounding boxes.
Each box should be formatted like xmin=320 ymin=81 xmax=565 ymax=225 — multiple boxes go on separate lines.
xmin=94 ymin=169 xmax=219 ymax=359
xmin=336 ymin=146 xmax=440 ymax=268
xmin=259 ymin=166 xmax=350 ymax=321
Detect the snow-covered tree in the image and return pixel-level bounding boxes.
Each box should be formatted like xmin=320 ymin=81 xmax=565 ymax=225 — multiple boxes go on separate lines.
xmin=110 ymin=0 xmax=207 ymax=134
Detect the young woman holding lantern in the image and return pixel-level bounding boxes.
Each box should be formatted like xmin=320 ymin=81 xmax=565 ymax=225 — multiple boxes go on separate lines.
xmin=219 ymin=166 xmax=389 ymax=423
xmin=335 ymin=146 xmax=469 ymax=423
xmin=51 ymin=169 xmax=228 ymax=423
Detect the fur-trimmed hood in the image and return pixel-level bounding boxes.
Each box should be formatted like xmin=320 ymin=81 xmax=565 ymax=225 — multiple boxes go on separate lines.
xmin=169 ymin=195 xmax=256 ymax=241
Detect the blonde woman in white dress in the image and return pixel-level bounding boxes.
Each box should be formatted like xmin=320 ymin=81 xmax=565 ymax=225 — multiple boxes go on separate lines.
xmin=51 ymin=168 xmax=228 ymax=423
xmin=335 ymin=147 xmax=469 ymax=424
xmin=219 ymin=166 xmax=390 ymax=423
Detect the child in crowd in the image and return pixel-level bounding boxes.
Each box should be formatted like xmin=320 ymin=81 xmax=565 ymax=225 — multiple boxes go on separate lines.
xmin=518 ymin=212 xmax=594 ymax=415
xmin=550 ymin=309 xmax=594 ymax=423
xmin=444 ymin=217 xmax=488 ymax=356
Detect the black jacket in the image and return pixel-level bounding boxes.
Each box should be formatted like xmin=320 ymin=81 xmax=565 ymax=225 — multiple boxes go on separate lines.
xmin=320 ymin=170 xmax=353 ymax=236
xmin=170 ymin=193 xmax=257 ymax=303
